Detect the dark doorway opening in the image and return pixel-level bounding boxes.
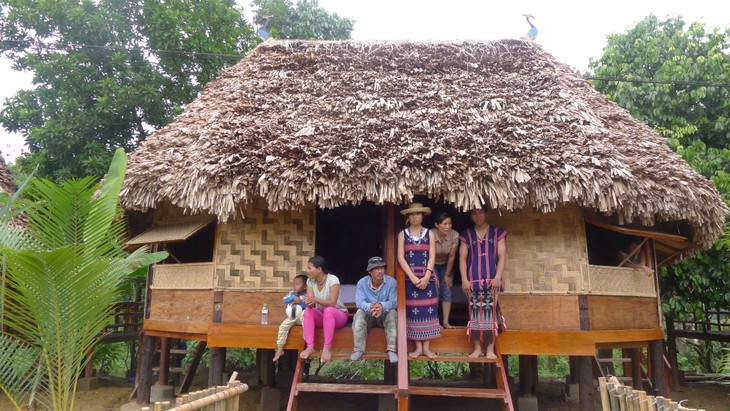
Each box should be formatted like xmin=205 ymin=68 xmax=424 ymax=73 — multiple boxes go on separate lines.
xmin=316 ymin=202 xmax=383 ymax=285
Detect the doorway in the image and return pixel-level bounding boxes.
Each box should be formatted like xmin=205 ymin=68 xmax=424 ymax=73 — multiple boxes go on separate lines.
xmin=316 ymin=202 xmax=383 ymax=285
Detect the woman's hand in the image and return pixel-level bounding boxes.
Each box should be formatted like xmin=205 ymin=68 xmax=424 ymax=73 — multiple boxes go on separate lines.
xmin=444 ymin=274 xmax=453 ymax=287
xmin=462 ymin=281 xmax=473 ymax=299
xmin=490 ymin=277 xmax=502 ymax=291
xmin=303 ymin=294 xmax=316 ymax=306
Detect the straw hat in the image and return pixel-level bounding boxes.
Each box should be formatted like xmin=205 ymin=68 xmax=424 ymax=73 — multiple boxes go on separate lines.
xmin=400 ymin=202 xmax=432 ymax=216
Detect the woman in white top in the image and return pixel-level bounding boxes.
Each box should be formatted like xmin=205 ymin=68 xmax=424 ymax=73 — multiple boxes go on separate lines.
xmin=300 ymin=255 xmax=349 ymax=363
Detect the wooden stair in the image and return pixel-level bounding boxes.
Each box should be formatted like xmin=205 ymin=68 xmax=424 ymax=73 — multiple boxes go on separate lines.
xmin=284 ymin=328 xmax=513 ymax=411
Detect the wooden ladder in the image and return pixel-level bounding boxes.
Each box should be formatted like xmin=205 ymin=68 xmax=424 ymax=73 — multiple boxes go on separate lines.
xmin=407 ymin=344 xmax=513 ymax=411
xmin=285 ymin=333 xmax=514 ymax=411
xmin=286 ymin=340 xmax=398 ymax=411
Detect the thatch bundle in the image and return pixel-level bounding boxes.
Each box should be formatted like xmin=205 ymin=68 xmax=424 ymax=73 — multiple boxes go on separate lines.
xmin=121 ymin=39 xmax=727 ymax=249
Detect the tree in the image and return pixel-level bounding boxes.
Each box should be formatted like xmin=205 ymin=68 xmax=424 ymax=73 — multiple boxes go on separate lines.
xmin=0 ymin=148 xmax=166 ymax=410
xmin=590 ymin=15 xmax=730 ymax=378
xmin=589 ymin=15 xmax=730 ymax=316
xmin=252 ymin=0 xmax=354 ymax=40
xmin=0 ymin=0 xmax=257 ymax=180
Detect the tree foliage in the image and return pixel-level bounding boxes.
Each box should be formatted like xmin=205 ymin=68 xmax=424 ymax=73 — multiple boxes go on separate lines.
xmin=252 ymin=0 xmax=354 ymax=40
xmin=589 ymin=16 xmax=730 ymax=317
xmin=0 ymin=148 xmax=166 ymax=410
xmin=0 ymin=0 xmax=257 ymax=180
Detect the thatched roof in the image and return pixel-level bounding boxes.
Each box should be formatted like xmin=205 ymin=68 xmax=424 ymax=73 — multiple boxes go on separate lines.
xmin=121 ymin=39 xmax=728 ymax=249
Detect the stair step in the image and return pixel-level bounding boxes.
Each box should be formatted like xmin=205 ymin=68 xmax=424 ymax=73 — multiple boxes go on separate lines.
xmin=169 ymin=348 xmax=195 ymax=355
xmin=306 ymin=352 xmax=390 ymax=361
xmin=409 ymin=354 xmax=501 ymax=364
xmin=597 ymin=358 xmax=632 ymax=363
xmin=296 ymin=383 xmax=397 ymax=395
xmin=409 ymin=386 xmax=508 ymax=399
xmin=152 ymin=366 xmax=186 ymax=373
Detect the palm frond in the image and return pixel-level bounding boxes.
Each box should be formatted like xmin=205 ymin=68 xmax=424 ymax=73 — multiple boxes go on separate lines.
xmin=0 ymin=334 xmax=49 ymax=410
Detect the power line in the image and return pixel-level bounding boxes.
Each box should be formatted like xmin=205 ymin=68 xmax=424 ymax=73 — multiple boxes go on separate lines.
xmin=585 ymin=76 xmax=730 ymax=88
xmin=0 ymin=39 xmax=250 ymax=61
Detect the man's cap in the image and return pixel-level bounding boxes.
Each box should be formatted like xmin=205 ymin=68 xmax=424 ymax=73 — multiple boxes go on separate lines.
xmin=366 ymin=256 xmax=387 ymax=272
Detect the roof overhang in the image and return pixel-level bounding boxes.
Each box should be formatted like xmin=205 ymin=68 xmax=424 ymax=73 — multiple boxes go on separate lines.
xmin=126 ymin=216 xmax=215 ymax=246
xmin=585 ymin=219 xmax=694 ymax=266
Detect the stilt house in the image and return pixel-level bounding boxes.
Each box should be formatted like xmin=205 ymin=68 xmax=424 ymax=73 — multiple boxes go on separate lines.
xmin=120 ymin=40 xmax=728 ymax=409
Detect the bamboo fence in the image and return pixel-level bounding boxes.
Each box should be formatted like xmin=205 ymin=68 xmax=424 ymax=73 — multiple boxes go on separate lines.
xmin=142 ymin=372 xmax=248 ymax=411
xmin=598 ymin=376 xmax=705 ymax=411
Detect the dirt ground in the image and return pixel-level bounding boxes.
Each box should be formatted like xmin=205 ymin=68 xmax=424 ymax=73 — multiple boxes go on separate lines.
xmin=2 ymin=375 xmax=728 ymax=410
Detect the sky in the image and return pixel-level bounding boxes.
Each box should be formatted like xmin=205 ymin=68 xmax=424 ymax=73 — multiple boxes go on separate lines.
xmin=1 ymin=0 xmax=729 ymax=163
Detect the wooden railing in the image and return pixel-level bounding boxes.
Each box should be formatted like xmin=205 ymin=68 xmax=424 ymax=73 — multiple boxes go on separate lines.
xmin=670 ymin=308 xmax=729 ymax=343
xmin=599 ymin=376 xmax=705 ymax=411
xmin=99 ymin=301 xmax=144 ymax=343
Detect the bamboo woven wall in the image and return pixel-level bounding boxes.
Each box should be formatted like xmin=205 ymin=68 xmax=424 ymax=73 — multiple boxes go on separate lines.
xmin=214 ymin=200 xmax=315 ymax=289
xmin=588 ymin=265 xmax=656 ymax=297
xmin=486 ymin=204 xmax=589 ymax=294
xmin=151 ymin=263 xmax=215 ymax=289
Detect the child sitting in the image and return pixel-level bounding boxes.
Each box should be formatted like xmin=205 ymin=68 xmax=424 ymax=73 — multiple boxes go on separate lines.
xmin=273 ymin=274 xmax=308 ymax=361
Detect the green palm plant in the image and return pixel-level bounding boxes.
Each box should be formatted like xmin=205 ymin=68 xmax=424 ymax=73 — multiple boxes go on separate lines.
xmin=0 ymin=149 xmax=166 ymax=410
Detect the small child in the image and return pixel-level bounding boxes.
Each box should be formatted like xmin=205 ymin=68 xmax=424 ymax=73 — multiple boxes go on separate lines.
xmin=273 ymin=274 xmax=308 ymax=362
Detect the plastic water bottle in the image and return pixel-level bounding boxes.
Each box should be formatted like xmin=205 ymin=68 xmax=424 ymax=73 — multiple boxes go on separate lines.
xmin=260 ymin=303 xmax=269 ymax=325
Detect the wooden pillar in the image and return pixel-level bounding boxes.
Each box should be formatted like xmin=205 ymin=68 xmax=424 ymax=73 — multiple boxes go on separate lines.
xmin=665 ymin=314 xmax=680 ymax=388
xmin=648 ymin=339 xmax=666 ymax=396
xmin=568 ymin=356 xmax=580 ymax=384
xmin=209 ymin=290 xmax=226 ymax=387
xmin=519 ymin=355 xmax=537 ymax=395
xmin=577 ymin=355 xmax=595 ymax=411
xmin=628 ymin=348 xmax=642 ymax=389
xmin=137 ymin=334 xmax=156 ymax=405
xmin=84 ymin=351 xmax=95 ymax=378
xmin=209 ymin=347 xmax=226 ymax=387
xmin=158 ymin=337 xmax=170 ymax=385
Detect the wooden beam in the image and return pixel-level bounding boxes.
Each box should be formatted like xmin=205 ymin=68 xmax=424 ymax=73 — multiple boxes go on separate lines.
xmin=648 ymin=340 xmax=666 ymax=396
xmin=144 ymin=319 xmax=209 ymax=335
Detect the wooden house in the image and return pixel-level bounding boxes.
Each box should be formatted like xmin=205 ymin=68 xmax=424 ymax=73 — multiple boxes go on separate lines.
xmin=120 ymin=40 xmax=727 ymax=410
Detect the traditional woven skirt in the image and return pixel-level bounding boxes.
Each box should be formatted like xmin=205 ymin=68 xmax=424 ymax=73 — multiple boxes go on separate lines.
xmin=405 ymin=276 xmax=442 ymax=340
xmin=467 ymin=287 xmax=506 ymax=344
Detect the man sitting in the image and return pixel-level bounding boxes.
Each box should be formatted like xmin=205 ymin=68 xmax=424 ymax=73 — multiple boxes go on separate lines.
xmin=351 ymin=256 xmax=398 ymax=363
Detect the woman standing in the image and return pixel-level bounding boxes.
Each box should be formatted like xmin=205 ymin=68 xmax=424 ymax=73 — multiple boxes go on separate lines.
xmin=397 ymin=203 xmax=440 ymax=359
xmin=430 ymin=212 xmax=459 ymax=329
xmin=300 ymin=256 xmax=349 ymax=363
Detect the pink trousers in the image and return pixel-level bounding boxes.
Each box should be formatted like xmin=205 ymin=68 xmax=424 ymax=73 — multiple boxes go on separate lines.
xmin=302 ymin=306 xmax=348 ymax=348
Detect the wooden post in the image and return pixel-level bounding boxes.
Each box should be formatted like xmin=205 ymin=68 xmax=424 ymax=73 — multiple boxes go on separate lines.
xmin=209 ymin=290 xmax=226 ymax=387
xmin=629 ymin=348 xmax=642 ymax=390
xmin=158 ymin=337 xmax=170 ymax=386
xmin=578 ymin=355 xmax=595 ymax=411
xmin=664 ymin=314 xmax=680 ymax=389
xmin=519 ymin=355 xmax=536 ymax=395
xmin=137 ymin=334 xmax=156 ymax=405
xmin=648 ymin=340 xmax=666 ymax=396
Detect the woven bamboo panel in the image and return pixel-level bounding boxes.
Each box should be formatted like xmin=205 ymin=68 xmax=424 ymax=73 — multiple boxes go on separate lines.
xmin=588 ymin=265 xmax=656 ymax=297
xmin=215 ymin=200 xmax=315 ymax=289
xmin=151 ymin=263 xmax=215 ymax=289
xmin=486 ymin=204 xmax=588 ymax=294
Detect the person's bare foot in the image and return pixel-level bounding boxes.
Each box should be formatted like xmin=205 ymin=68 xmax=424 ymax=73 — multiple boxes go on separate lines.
xmin=442 ymin=322 xmax=454 ymax=329
xmin=300 ymin=346 xmax=315 ymax=359
xmin=485 ymin=351 xmax=497 ymax=360
xmin=423 ymin=349 xmax=438 ymax=360
xmin=468 ymin=349 xmax=482 ymax=359
xmin=273 ymin=347 xmax=285 ymax=362
xmin=321 ymin=347 xmax=332 ymax=363
xmin=409 ymin=349 xmax=423 ymax=359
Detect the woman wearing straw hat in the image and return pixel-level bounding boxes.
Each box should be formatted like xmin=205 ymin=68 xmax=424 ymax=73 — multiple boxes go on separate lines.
xmin=397 ymin=202 xmax=441 ymax=359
